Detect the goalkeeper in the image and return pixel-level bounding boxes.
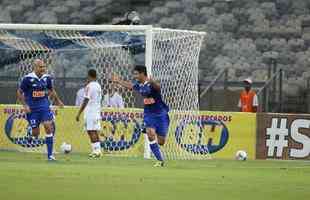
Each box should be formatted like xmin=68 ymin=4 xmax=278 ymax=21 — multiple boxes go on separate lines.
xmin=112 ymin=65 xmax=169 ymax=167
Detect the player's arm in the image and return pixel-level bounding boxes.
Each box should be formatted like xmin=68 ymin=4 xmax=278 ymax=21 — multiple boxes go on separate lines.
xmin=148 ymin=78 xmax=161 ymax=91
xmin=17 ymin=78 xmax=31 ymax=113
xmin=75 ymin=98 xmax=89 ymax=122
xmin=48 ymin=89 xmax=64 ymax=107
xmin=16 ymin=88 xmax=26 ymax=106
xmin=16 ymin=88 xmax=30 ymax=113
xmin=46 ymin=76 xmax=64 ymax=107
xmin=76 ymin=85 xmax=91 ymax=122
xmin=111 ymin=74 xmax=133 ymax=90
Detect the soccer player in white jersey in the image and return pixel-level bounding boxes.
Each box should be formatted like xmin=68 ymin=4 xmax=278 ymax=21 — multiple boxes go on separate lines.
xmin=76 ymin=69 xmax=102 ymax=158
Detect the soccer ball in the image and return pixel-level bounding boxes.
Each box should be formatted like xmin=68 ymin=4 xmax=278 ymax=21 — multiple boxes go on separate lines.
xmin=60 ymin=142 xmax=72 ymax=154
xmin=235 ymin=150 xmax=247 ymax=161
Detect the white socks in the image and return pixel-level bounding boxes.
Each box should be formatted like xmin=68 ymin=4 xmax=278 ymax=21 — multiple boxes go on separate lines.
xmin=91 ymin=142 xmax=101 ymax=153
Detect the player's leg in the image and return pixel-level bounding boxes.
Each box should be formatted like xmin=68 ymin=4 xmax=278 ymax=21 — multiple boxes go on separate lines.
xmin=146 ymin=127 xmax=164 ymax=162
xmin=157 ymin=135 xmax=166 ymax=146
xmin=26 ymin=112 xmax=41 ymax=146
xmin=26 ymin=112 xmax=41 ymax=137
xmin=42 ymin=110 xmax=55 ymax=160
xmin=152 ymin=113 xmax=170 ymax=167
xmin=145 ymin=115 xmax=164 ymax=164
xmin=43 ymin=120 xmax=55 ymax=160
xmin=155 ymin=114 xmax=170 ymax=146
xmin=25 ymin=111 xmax=42 ymax=146
xmin=85 ymin=117 xmax=102 ymax=157
xmin=30 ymin=127 xmax=40 ymax=138
xmin=87 ymin=130 xmax=102 ymax=157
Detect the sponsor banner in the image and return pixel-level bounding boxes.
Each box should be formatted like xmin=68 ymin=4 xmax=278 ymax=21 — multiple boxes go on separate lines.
xmin=0 ymin=105 xmax=256 ymax=159
xmin=257 ymin=113 xmax=310 ymax=160
xmin=194 ymin=112 xmax=256 ymax=159
xmin=0 ymin=105 xmax=145 ymax=156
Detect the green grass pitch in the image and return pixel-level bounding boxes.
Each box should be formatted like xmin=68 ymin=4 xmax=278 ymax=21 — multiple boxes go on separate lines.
xmin=0 ymin=151 xmax=309 ymax=200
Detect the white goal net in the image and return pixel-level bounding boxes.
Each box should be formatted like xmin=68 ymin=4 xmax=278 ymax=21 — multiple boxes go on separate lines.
xmin=0 ymin=24 xmax=206 ymax=160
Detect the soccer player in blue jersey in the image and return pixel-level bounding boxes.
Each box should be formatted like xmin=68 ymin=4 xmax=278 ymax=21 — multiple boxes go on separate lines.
xmin=112 ymin=65 xmax=169 ymax=167
xmin=17 ymin=59 xmax=64 ymax=161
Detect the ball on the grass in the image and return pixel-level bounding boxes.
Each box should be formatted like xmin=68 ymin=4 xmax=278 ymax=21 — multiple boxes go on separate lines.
xmin=60 ymin=142 xmax=72 ymax=154
xmin=235 ymin=150 xmax=247 ymax=161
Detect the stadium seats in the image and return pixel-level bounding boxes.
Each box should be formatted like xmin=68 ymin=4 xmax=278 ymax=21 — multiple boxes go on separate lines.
xmin=1 ymin=0 xmax=310 ymax=109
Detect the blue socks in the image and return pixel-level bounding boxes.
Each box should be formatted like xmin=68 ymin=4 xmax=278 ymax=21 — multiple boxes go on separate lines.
xmin=149 ymin=140 xmax=163 ymax=161
xmin=45 ymin=134 xmax=54 ymax=158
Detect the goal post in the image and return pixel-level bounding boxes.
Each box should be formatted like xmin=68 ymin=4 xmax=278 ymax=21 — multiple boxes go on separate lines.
xmin=0 ymin=23 xmax=207 ymax=160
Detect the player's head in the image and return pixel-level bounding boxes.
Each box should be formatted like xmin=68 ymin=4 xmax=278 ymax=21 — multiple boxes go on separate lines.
xmin=133 ymin=65 xmax=147 ymax=82
xmin=87 ymin=69 xmax=97 ymax=81
xmin=33 ymin=59 xmax=46 ymax=77
xmin=243 ymin=78 xmax=252 ymax=91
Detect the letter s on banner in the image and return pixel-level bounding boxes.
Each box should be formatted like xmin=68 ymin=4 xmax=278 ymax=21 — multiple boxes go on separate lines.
xmin=290 ymin=119 xmax=310 ymax=158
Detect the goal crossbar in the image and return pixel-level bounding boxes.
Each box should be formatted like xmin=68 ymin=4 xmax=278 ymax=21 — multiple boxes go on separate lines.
xmin=0 ymin=23 xmax=206 ymax=35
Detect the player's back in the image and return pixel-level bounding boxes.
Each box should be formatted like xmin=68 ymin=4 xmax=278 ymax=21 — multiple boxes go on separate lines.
xmin=20 ymin=72 xmax=52 ymax=112
xmin=84 ymin=81 xmax=102 ymax=117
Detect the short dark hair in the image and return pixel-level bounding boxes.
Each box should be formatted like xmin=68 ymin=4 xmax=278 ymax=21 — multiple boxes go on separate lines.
xmin=88 ymin=69 xmax=97 ymax=78
xmin=134 ymin=65 xmax=147 ymax=76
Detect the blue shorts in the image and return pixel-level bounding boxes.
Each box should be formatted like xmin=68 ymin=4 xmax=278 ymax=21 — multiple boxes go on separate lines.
xmin=144 ymin=113 xmax=170 ymax=137
xmin=26 ymin=110 xmax=54 ymax=129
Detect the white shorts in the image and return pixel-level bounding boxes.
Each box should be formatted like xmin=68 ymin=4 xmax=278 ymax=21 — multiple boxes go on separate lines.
xmin=84 ymin=116 xmax=101 ymax=131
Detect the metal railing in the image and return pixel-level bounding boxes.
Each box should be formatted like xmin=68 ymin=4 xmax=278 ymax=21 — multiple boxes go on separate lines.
xmin=199 ymin=68 xmax=265 ymax=111
xmin=257 ymin=69 xmax=283 ymax=113
xmin=199 ymin=68 xmax=228 ymax=99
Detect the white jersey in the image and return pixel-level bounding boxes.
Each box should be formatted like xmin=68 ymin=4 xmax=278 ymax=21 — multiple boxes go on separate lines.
xmin=84 ymin=81 xmax=102 ymax=119
xmin=75 ymin=87 xmax=85 ymax=106
xmin=103 ymin=92 xmax=124 ymax=108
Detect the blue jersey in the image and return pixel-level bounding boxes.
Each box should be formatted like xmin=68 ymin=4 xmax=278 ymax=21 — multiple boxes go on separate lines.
xmin=133 ymin=80 xmax=169 ymax=115
xmin=19 ymin=72 xmax=53 ymax=112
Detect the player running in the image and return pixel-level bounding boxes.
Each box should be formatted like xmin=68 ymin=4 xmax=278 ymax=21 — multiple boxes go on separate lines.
xmin=76 ymin=69 xmax=103 ymax=158
xmin=17 ymin=59 xmax=64 ymax=161
xmin=112 ymin=65 xmax=169 ymax=167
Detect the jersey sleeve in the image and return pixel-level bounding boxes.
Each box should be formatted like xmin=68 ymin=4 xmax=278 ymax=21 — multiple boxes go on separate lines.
xmin=19 ymin=77 xmax=28 ymax=93
xmin=46 ymin=76 xmax=54 ymax=90
xmin=84 ymin=85 xmax=91 ymax=99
